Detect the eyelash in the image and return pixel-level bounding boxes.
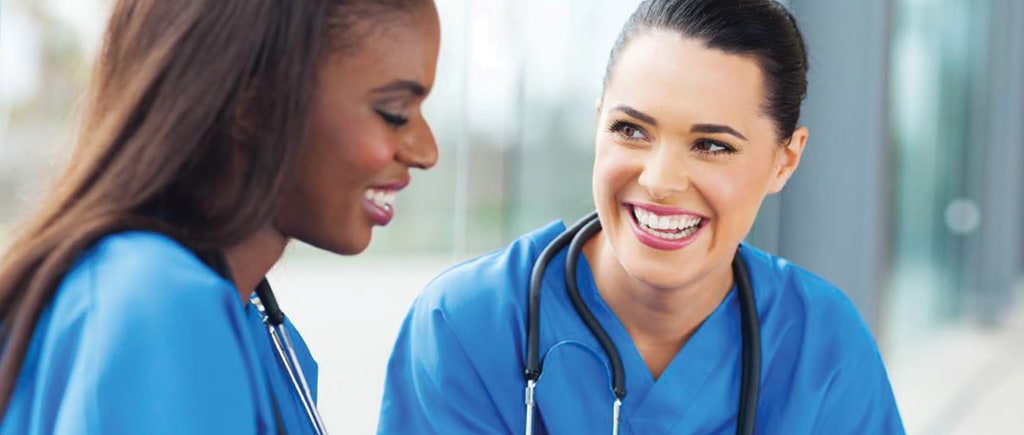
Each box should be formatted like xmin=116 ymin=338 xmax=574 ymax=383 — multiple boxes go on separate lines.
xmin=607 ymin=120 xmax=737 ymax=156
xmin=376 ymin=110 xmax=409 ymax=127
xmin=608 ymin=120 xmax=647 ymax=141
xmin=693 ymin=139 xmax=737 ymax=156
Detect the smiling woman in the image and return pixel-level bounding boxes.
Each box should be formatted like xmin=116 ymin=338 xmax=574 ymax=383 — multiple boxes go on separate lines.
xmin=586 ymin=33 xmax=807 ymax=371
xmin=377 ymin=0 xmax=905 ymax=434
xmin=0 ymin=0 xmax=439 ymax=433
xmin=277 ymin=9 xmax=439 ymax=256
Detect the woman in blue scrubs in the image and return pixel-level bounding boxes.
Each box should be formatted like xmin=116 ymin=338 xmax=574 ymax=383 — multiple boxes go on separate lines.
xmin=0 ymin=0 xmax=441 ymax=433
xmin=378 ymin=0 xmax=905 ymax=433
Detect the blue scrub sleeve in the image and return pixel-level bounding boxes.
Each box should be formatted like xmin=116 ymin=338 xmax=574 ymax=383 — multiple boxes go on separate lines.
xmin=377 ymin=302 xmax=510 ymax=435
xmin=809 ymin=348 xmax=905 ymax=435
xmin=53 ymin=281 xmax=260 ymax=434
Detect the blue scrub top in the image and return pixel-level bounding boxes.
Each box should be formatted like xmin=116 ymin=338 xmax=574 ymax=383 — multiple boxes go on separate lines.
xmin=378 ymin=221 xmax=905 ymax=434
xmin=1 ymin=231 xmax=318 ymax=434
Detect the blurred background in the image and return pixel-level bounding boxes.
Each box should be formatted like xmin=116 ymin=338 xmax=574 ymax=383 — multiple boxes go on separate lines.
xmin=2 ymin=0 xmax=1022 ymax=433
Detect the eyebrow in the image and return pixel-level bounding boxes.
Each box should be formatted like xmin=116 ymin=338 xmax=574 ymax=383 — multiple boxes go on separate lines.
xmin=371 ymin=79 xmax=427 ymax=97
xmin=611 ymin=105 xmax=658 ymax=127
xmin=611 ymin=104 xmax=748 ymax=141
xmin=691 ymin=123 xmax=748 ymax=141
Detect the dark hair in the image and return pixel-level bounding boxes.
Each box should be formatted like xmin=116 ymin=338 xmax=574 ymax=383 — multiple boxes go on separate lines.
xmin=0 ymin=0 xmax=426 ymax=414
xmin=604 ymin=0 xmax=808 ymax=141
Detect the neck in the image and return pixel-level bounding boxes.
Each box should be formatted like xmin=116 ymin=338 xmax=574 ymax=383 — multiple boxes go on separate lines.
xmin=583 ymin=231 xmax=733 ymax=378
xmin=224 ymin=226 xmax=289 ymax=303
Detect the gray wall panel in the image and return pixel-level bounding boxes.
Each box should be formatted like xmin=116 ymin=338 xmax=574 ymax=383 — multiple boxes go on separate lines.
xmin=783 ymin=0 xmax=893 ymax=331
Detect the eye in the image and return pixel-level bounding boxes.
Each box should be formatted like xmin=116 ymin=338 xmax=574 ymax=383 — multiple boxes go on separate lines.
xmin=693 ymin=139 xmax=736 ymax=155
xmin=376 ymin=110 xmax=409 ymax=127
xmin=609 ymin=121 xmax=648 ymax=141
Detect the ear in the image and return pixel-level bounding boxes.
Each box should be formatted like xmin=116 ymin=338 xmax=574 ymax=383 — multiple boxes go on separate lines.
xmin=768 ymin=126 xmax=808 ymax=193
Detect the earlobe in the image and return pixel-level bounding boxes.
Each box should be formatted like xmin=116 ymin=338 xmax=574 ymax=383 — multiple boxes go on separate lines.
xmin=769 ymin=168 xmax=791 ymax=194
xmin=769 ymin=174 xmax=787 ymax=193
xmin=769 ymin=126 xmax=809 ymax=193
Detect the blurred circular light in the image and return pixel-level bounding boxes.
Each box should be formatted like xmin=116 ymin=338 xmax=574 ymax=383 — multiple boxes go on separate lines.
xmin=944 ymin=198 xmax=981 ymax=235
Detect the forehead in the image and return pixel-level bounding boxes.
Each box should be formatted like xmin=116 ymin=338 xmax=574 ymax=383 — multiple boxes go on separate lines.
xmin=321 ymin=6 xmax=440 ymax=88
xmin=605 ymin=30 xmax=768 ymax=129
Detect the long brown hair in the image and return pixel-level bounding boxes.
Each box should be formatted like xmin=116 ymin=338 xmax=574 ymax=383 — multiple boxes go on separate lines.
xmin=0 ymin=0 xmax=422 ymax=414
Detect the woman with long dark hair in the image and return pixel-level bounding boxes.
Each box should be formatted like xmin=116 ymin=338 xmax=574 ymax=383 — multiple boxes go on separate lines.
xmin=378 ymin=0 xmax=904 ymax=433
xmin=0 ymin=0 xmax=440 ymax=432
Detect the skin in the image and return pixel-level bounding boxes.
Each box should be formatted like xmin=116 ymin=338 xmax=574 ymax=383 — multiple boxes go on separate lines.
xmin=583 ymin=30 xmax=808 ymax=379
xmin=226 ymin=3 xmax=441 ymax=299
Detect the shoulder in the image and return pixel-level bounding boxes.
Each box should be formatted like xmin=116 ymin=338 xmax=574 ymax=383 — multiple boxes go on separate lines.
xmin=381 ymin=222 xmax=570 ymax=431
xmin=64 ymin=230 xmax=235 ymax=317
xmin=739 ymin=245 xmax=899 ymax=423
xmin=16 ymin=232 xmax=257 ymax=432
xmin=400 ymin=220 xmax=567 ymax=365
xmin=739 ymin=244 xmax=877 ymax=351
xmin=45 ymin=231 xmax=239 ymax=349
xmin=415 ymin=220 xmax=566 ymax=316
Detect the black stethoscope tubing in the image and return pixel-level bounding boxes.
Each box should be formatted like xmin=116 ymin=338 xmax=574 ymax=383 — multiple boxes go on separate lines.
xmin=199 ymin=250 xmax=327 ymax=435
xmin=524 ymin=211 xmax=760 ymax=435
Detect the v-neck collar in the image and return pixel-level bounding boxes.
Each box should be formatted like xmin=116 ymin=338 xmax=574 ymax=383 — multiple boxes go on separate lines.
xmin=574 ymin=253 xmax=743 ymax=433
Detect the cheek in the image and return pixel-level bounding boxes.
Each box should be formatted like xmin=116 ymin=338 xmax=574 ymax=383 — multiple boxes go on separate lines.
xmin=337 ymin=130 xmax=395 ymax=177
xmin=284 ymin=114 xmax=399 ymax=226
xmin=696 ymin=161 xmax=773 ymax=221
xmin=309 ymin=119 xmax=396 ymax=189
xmin=592 ymin=140 xmax=637 ymax=197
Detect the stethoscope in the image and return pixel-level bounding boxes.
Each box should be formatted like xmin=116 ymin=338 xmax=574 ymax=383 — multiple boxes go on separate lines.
xmin=199 ymin=250 xmax=328 ymax=435
xmin=522 ymin=211 xmax=761 ymax=435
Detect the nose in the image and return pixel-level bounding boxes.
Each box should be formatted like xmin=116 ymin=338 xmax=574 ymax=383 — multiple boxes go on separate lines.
xmin=637 ymin=146 xmax=689 ymax=200
xmin=397 ymin=120 xmax=439 ymax=170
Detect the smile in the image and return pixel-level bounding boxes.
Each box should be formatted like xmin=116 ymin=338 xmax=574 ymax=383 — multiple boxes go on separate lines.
xmin=626 ymin=203 xmax=707 ymax=250
xmin=363 ymin=187 xmax=400 ymax=225
xmin=633 ymin=207 xmax=703 ymax=240
xmin=365 ymin=188 xmax=398 ymax=210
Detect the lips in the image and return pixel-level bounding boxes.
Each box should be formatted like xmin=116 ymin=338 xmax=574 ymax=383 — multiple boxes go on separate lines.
xmin=624 ymin=202 xmax=708 ymax=250
xmin=363 ymin=179 xmax=409 ymax=226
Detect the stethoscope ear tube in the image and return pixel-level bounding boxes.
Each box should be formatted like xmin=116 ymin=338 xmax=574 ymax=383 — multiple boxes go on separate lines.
xmin=564 ymin=216 xmax=627 ymax=435
xmin=273 ymin=318 xmax=328 ymax=435
xmin=524 ymin=211 xmax=600 ymax=435
xmin=525 ymin=211 xmax=600 ymax=382
xmin=196 ymin=250 xmax=327 ymax=435
xmin=254 ymin=279 xmax=328 ymax=435
xmin=564 ymin=216 xmax=627 ymax=401
xmin=733 ymin=252 xmax=760 ymax=435
xmin=255 ymin=279 xmax=286 ymax=326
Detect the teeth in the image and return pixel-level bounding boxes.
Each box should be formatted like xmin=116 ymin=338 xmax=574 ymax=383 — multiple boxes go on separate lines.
xmin=632 ymin=206 xmax=703 ymax=239
xmin=365 ymin=189 xmax=397 ymax=209
xmin=640 ymin=224 xmax=701 ymax=240
xmin=632 ymin=207 xmax=702 ymax=231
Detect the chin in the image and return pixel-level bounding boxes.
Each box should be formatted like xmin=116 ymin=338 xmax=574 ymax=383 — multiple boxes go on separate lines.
xmin=304 ymin=229 xmax=372 ymax=256
xmin=335 ymin=243 xmax=369 ymax=256
xmin=336 ymin=235 xmax=372 ymax=256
